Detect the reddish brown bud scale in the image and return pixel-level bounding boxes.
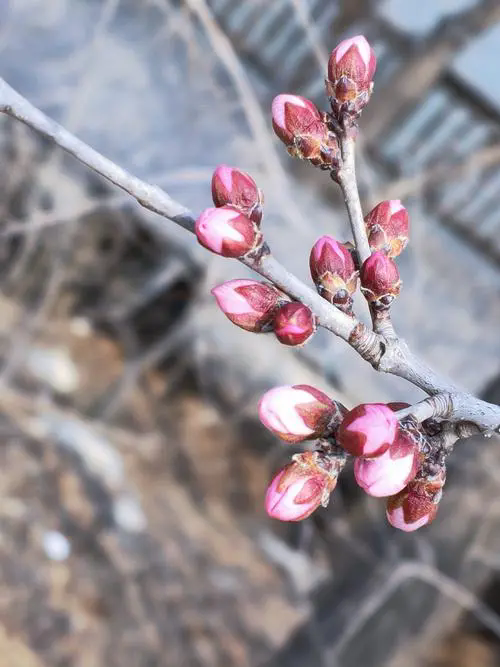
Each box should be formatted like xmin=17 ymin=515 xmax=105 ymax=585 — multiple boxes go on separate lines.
xmin=365 ymin=200 xmax=409 ymax=257
xmin=211 ymin=165 xmax=263 ymax=225
xmin=386 ymin=467 xmax=446 ymax=532
xmin=360 ymin=251 xmax=401 ymax=308
xmin=212 ymin=279 xmax=287 ymax=333
xmin=195 ymin=206 xmax=261 ymax=258
xmin=309 ymin=236 xmax=358 ymax=312
xmin=273 ymin=302 xmax=316 ymax=346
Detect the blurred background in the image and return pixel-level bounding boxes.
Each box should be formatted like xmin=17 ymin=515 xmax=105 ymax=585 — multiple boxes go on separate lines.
xmin=0 ymin=0 xmax=500 ymax=665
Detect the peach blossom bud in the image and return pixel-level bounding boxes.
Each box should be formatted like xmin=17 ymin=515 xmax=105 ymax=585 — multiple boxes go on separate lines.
xmin=360 ymin=251 xmax=401 ymax=309
xmin=211 ymin=165 xmax=263 ymax=224
xmin=337 ymin=403 xmax=398 ymax=458
xmin=309 ymin=236 xmax=358 ymax=311
xmin=354 ymin=428 xmax=420 ymax=497
xmin=212 ymin=279 xmax=286 ymax=333
xmin=265 ymin=451 xmax=337 ymax=521
xmin=258 ymin=384 xmax=346 ymax=443
xmin=273 ymin=302 xmax=316 ymax=346
xmin=327 ymin=36 xmax=376 ymax=111
xmin=195 ymin=206 xmax=261 ymax=258
xmin=386 ymin=468 xmax=446 ymax=532
xmin=365 ymin=200 xmax=409 ymax=257
xmin=271 ymin=94 xmax=340 ymax=169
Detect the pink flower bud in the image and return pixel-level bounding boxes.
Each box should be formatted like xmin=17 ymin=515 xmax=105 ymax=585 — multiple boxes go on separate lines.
xmin=386 ymin=468 xmax=446 ymax=532
xmin=309 ymin=236 xmax=358 ymax=311
xmin=365 ymin=200 xmax=409 ymax=257
xmin=265 ymin=452 xmax=337 ymax=521
xmin=258 ymin=384 xmax=346 ymax=443
xmin=337 ymin=403 xmax=398 ymax=458
xmin=211 ymin=165 xmax=263 ymax=224
xmin=271 ymin=94 xmax=340 ymax=168
xmin=273 ymin=302 xmax=316 ymax=346
xmin=211 ymin=279 xmax=286 ymax=333
xmin=195 ymin=206 xmax=261 ymax=258
xmin=327 ymin=36 xmax=376 ymax=109
xmin=360 ymin=251 xmax=401 ymax=308
xmin=354 ymin=428 xmax=420 ymax=497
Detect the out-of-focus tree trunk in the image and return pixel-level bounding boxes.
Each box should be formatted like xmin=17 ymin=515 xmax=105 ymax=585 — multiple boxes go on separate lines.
xmin=363 ymin=0 xmax=500 ymax=143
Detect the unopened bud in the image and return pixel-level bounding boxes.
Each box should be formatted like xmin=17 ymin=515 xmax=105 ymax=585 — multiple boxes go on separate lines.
xmin=365 ymin=200 xmax=409 ymax=257
xmin=265 ymin=451 xmax=338 ymax=521
xmin=337 ymin=403 xmax=398 ymax=458
xmin=211 ymin=165 xmax=263 ymax=224
xmin=271 ymin=94 xmax=340 ymax=169
xmin=273 ymin=302 xmax=316 ymax=346
xmin=354 ymin=427 xmax=420 ymax=497
xmin=327 ymin=35 xmax=376 ymax=117
xmin=360 ymin=251 xmax=401 ymax=309
xmin=195 ymin=206 xmax=261 ymax=258
xmin=386 ymin=467 xmax=446 ymax=532
xmin=258 ymin=384 xmax=346 ymax=443
xmin=212 ymin=279 xmax=287 ymax=333
xmin=309 ymin=236 xmax=358 ymax=312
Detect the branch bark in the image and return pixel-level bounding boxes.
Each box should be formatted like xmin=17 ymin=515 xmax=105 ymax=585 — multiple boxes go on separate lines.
xmin=1 ymin=76 xmax=499 ymax=433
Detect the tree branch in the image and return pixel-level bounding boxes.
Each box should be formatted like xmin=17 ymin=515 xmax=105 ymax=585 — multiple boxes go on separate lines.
xmin=1 ymin=76 xmax=499 ymax=432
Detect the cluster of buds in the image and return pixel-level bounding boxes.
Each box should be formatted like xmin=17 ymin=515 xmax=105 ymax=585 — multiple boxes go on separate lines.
xmin=262 ymin=393 xmax=445 ymax=531
xmin=271 ymin=95 xmax=340 ymax=170
xmin=326 ymin=35 xmax=377 ymax=124
xmin=309 ymin=236 xmax=358 ymax=313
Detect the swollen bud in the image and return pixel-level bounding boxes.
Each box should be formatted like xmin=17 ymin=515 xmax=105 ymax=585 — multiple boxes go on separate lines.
xmin=354 ymin=427 xmax=420 ymax=497
xmin=271 ymin=94 xmax=340 ymax=169
xmin=337 ymin=403 xmax=398 ymax=458
xmin=327 ymin=35 xmax=376 ymax=119
xmin=265 ymin=451 xmax=339 ymax=521
xmin=211 ymin=165 xmax=263 ymax=225
xmin=258 ymin=384 xmax=346 ymax=443
xmin=386 ymin=467 xmax=446 ymax=532
xmin=365 ymin=200 xmax=409 ymax=257
xmin=195 ymin=206 xmax=262 ymax=258
xmin=273 ymin=302 xmax=316 ymax=346
xmin=360 ymin=251 xmax=401 ymax=309
xmin=309 ymin=236 xmax=358 ymax=312
xmin=211 ymin=279 xmax=287 ymax=333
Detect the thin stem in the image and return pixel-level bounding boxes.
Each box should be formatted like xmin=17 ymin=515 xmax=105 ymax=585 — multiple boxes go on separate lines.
xmin=337 ymin=135 xmax=371 ymax=265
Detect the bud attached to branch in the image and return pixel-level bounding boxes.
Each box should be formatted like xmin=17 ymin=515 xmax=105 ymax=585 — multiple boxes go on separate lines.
xmin=386 ymin=467 xmax=446 ymax=532
xmin=309 ymin=236 xmax=358 ymax=312
xmin=265 ymin=451 xmax=339 ymax=521
xmin=354 ymin=427 xmax=420 ymax=497
xmin=195 ymin=206 xmax=262 ymax=258
xmin=271 ymin=94 xmax=340 ymax=170
xmin=360 ymin=251 xmax=401 ymax=309
xmin=258 ymin=384 xmax=346 ymax=443
xmin=212 ymin=279 xmax=287 ymax=333
xmin=337 ymin=403 xmax=398 ymax=458
xmin=365 ymin=200 xmax=409 ymax=257
xmin=273 ymin=302 xmax=316 ymax=346
xmin=326 ymin=35 xmax=376 ymax=120
xmin=211 ymin=165 xmax=263 ymax=225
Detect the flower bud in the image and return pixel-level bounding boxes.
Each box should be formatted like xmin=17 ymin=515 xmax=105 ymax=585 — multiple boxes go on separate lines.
xmin=212 ymin=279 xmax=287 ymax=333
xmin=265 ymin=451 xmax=338 ymax=521
xmin=309 ymin=236 xmax=358 ymax=312
xmin=337 ymin=403 xmax=398 ymax=458
xmin=271 ymin=94 xmax=340 ymax=169
xmin=258 ymin=384 xmax=346 ymax=443
xmin=354 ymin=428 xmax=420 ymax=497
xmin=386 ymin=467 xmax=446 ymax=532
xmin=327 ymin=35 xmax=376 ymax=116
xmin=365 ymin=200 xmax=409 ymax=257
xmin=195 ymin=206 xmax=261 ymax=258
xmin=273 ymin=302 xmax=316 ymax=346
xmin=211 ymin=165 xmax=263 ymax=224
xmin=360 ymin=251 xmax=401 ymax=309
